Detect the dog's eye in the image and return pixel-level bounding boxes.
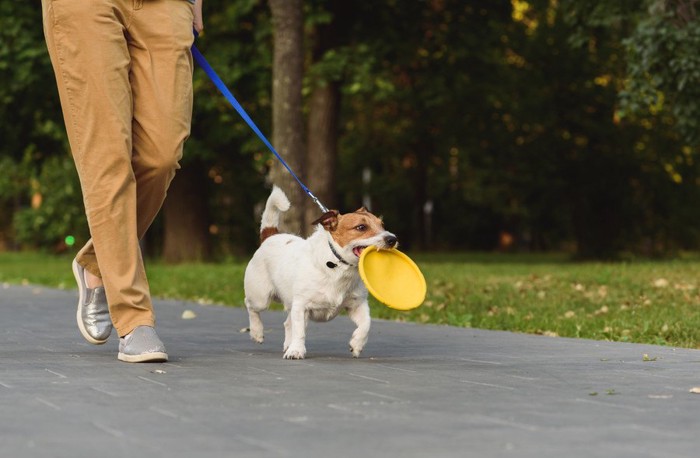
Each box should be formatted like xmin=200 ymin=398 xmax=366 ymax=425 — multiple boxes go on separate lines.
xmin=355 ymin=224 xmax=367 ymax=232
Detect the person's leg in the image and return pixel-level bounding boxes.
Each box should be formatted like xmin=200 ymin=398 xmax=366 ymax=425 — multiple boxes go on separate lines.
xmin=72 ymin=0 xmax=195 ymax=317
xmin=42 ymin=0 xmax=155 ymax=337
xmin=129 ymin=0 xmax=195 ymax=237
xmin=115 ymin=0 xmax=194 ymax=362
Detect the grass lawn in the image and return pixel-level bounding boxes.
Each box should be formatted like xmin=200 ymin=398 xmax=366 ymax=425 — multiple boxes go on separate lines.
xmin=2 ymin=251 xmax=700 ymax=349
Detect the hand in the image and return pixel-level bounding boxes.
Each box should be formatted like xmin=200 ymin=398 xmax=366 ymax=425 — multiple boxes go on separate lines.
xmin=193 ymin=0 xmax=204 ymax=34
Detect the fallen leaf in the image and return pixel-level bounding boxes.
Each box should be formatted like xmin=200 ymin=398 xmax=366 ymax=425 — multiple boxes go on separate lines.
xmin=653 ymin=278 xmax=669 ymax=288
xmin=181 ymin=310 xmax=197 ymax=320
xmin=674 ymin=282 xmax=695 ymax=291
xmin=642 ymin=354 xmax=657 ymax=362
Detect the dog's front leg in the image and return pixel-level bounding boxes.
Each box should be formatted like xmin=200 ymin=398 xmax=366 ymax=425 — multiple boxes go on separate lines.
xmin=283 ymin=313 xmax=292 ymax=352
xmin=348 ymin=302 xmax=371 ymax=358
xmin=283 ymin=302 xmax=307 ymax=360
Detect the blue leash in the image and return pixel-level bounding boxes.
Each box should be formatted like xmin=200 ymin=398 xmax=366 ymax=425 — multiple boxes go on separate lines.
xmin=191 ymin=43 xmax=330 ymax=214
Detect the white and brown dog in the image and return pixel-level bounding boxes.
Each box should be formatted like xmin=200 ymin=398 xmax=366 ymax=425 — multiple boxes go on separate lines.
xmin=243 ymin=186 xmax=398 ymax=360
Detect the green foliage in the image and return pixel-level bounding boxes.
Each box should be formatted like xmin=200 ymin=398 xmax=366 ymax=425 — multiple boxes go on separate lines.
xmin=0 ymin=156 xmax=29 ymax=201
xmin=0 ymin=157 xmax=30 ymax=246
xmin=335 ymin=1 xmax=517 ymax=249
xmin=12 ymin=155 xmax=88 ymax=251
xmin=0 ymin=2 xmax=71 ymax=249
xmin=621 ymin=8 xmax=700 ymax=145
xmin=0 ymin=2 xmax=66 ymax=160
xmin=4 ymin=0 xmax=700 ymax=258
xmin=563 ymin=0 xmax=700 ymax=146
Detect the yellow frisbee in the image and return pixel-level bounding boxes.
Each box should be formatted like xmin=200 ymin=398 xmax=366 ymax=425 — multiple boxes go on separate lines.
xmin=358 ymin=246 xmax=427 ymax=310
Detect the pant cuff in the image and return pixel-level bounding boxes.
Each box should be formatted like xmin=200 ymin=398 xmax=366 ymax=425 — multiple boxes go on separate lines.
xmin=115 ymin=318 xmax=156 ymax=338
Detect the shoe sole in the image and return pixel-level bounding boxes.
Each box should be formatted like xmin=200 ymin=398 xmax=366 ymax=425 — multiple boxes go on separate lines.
xmin=117 ymin=352 xmax=169 ymax=363
xmin=72 ymin=259 xmax=108 ymax=345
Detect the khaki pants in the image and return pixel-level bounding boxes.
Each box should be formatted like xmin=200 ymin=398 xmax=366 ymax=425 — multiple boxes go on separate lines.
xmin=42 ymin=0 xmax=194 ymax=336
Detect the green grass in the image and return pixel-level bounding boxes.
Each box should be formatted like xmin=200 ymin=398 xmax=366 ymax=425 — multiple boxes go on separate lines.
xmin=2 ymin=251 xmax=700 ymax=349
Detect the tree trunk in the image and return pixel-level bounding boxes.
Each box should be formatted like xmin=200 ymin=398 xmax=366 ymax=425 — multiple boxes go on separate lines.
xmin=268 ymin=0 xmax=305 ymax=235
xmin=304 ymin=5 xmax=342 ymax=234
xmin=305 ymin=83 xmax=340 ymax=233
xmin=162 ymin=161 xmax=210 ymax=263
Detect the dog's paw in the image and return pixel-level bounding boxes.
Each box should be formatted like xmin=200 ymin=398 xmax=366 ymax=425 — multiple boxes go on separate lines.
xmin=349 ymin=335 xmax=366 ymax=358
xmin=283 ymin=345 xmax=306 ymax=360
xmin=250 ymin=335 xmax=264 ymax=344
xmin=250 ymin=330 xmax=264 ymax=344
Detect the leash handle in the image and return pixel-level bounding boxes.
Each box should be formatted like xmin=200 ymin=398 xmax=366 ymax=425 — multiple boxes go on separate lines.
xmin=191 ymin=42 xmax=329 ymax=214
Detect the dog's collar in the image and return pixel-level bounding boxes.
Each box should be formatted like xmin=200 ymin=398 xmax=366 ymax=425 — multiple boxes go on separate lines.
xmin=326 ymin=242 xmax=354 ymax=269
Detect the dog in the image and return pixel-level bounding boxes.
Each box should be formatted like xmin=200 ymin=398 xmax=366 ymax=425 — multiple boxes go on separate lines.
xmin=243 ymin=186 xmax=398 ymax=359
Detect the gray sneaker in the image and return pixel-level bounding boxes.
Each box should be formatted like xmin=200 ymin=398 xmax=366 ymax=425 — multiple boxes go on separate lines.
xmin=118 ymin=326 xmax=168 ymax=363
xmin=72 ymin=259 xmax=112 ymax=344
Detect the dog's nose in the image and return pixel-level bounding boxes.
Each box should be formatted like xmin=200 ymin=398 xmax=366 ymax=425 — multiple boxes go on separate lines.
xmin=384 ymin=235 xmax=398 ymax=248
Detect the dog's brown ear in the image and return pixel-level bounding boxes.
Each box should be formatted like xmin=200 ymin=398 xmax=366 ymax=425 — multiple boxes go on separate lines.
xmin=311 ymin=210 xmax=339 ymax=232
xmin=355 ymin=206 xmax=370 ymax=213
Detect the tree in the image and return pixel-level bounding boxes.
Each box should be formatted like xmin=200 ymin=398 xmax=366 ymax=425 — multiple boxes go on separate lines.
xmin=622 ymin=0 xmax=700 ymax=146
xmin=303 ymin=3 xmax=341 ymax=230
xmin=333 ymin=1 xmax=516 ymax=249
xmin=161 ymin=160 xmax=211 ymax=262
xmin=561 ymin=0 xmax=700 ymax=255
xmin=160 ymin=0 xmax=274 ymax=260
xmin=8 ymin=0 xmax=700 ymax=259
xmin=562 ymin=0 xmax=700 ymax=146
xmin=268 ymin=0 xmax=306 ymax=235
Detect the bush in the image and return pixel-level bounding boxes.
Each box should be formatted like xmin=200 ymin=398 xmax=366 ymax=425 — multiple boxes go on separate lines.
xmin=0 ymin=157 xmax=30 ymax=249
xmin=12 ymin=155 xmax=88 ymax=251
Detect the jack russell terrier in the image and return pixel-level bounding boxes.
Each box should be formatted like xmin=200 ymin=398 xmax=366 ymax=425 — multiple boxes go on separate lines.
xmin=243 ymin=186 xmax=398 ymax=359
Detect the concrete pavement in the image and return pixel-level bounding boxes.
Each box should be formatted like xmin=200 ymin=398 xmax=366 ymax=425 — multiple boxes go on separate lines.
xmin=2 ymin=283 xmax=700 ymax=458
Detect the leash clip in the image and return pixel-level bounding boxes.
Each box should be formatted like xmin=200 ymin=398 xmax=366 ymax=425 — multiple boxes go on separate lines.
xmin=309 ymin=192 xmax=329 ymax=214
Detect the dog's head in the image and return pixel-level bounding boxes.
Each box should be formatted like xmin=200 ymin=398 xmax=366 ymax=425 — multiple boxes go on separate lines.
xmin=312 ymin=207 xmax=398 ymax=259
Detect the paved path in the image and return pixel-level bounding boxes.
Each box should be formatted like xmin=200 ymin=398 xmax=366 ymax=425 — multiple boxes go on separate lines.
xmin=1 ymin=283 xmax=700 ymax=458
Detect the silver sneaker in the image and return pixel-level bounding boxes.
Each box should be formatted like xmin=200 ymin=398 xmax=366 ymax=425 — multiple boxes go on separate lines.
xmin=72 ymin=259 xmax=112 ymax=345
xmin=118 ymin=326 xmax=168 ymax=363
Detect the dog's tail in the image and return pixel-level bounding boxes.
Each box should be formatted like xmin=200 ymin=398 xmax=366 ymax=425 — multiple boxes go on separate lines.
xmin=259 ymin=185 xmax=291 ymax=243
